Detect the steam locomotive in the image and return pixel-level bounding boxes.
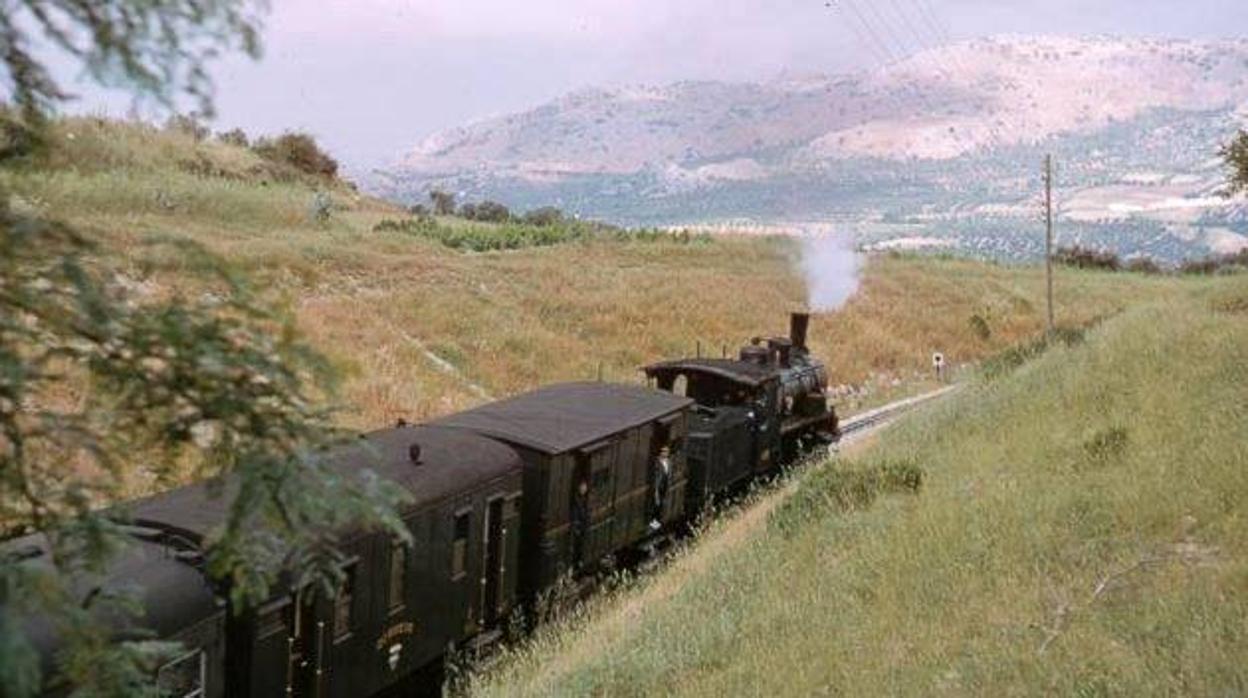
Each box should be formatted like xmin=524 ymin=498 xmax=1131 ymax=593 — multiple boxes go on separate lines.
xmin=6 ymin=313 xmax=837 ymax=697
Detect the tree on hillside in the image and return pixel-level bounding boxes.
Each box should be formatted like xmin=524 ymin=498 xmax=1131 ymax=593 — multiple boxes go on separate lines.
xmin=523 ymin=206 xmax=564 ymax=227
xmin=473 ymin=200 xmax=512 ymax=223
xmin=0 ymin=3 xmax=409 ymax=696
xmin=253 ymin=131 xmax=340 ymax=178
xmin=429 ymin=189 xmax=456 ymax=216
xmin=164 ymin=113 xmax=210 ymax=141
xmin=1222 ymin=130 xmax=1248 ymax=197
xmin=217 ymin=127 xmax=251 ymax=148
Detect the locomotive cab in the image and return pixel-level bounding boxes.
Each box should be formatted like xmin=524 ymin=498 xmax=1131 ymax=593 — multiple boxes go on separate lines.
xmin=644 ymin=313 xmax=840 ymax=512
xmin=644 ymin=359 xmax=781 ymax=512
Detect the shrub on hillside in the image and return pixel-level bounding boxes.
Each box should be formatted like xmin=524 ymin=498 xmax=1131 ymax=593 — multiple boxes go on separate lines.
xmin=309 ymin=192 xmax=333 ymax=224
xmin=968 ymin=313 xmax=992 ymax=341
xmin=373 ymin=217 xmax=585 ymax=251
xmin=770 ymin=458 xmax=924 ymax=536
xmin=1220 ymin=129 xmax=1248 ymax=197
xmin=429 ymin=189 xmax=456 ymax=215
xmin=1124 ymin=256 xmax=1163 ymax=274
xmin=1180 ymin=257 xmax=1221 ymax=275
xmin=0 ymin=109 xmax=46 ymax=162
xmin=1082 ymin=425 xmax=1129 ymax=464
xmin=217 ymin=128 xmax=250 ymax=148
xmin=982 ymin=326 xmax=1086 ymax=380
xmin=613 ymin=227 xmax=712 ymax=245
xmin=373 ymin=216 xmax=439 ymax=236
xmin=164 ymin=113 xmax=209 ymax=141
xmin=1054 ymin=245 xmax=1120 ymax=271
xmin=407 ymin=203 xmax=429 ymax=216
xmin=522 ymin=206 xmax=564 ymax=226
xmin=472 ymin=200 xmax=512 ymax=223
xmin=1180 ymin=249 xmax=1247 ymax=275
xmin=458 ymin=202 xmax=477 ymax=220
xmin=177 ymin=151 xmax=235 ymax=179
xmin=252 ymin=132 xmax=339 ymax=179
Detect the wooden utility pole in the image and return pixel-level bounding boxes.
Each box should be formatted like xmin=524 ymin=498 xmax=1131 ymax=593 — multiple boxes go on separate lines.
xmin=1044 ymin=154 xmax=1055 ymax=334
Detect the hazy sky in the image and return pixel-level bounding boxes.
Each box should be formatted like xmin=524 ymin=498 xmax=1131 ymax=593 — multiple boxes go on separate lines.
xmin=52 ymin=0 xmax=1248 ymax=172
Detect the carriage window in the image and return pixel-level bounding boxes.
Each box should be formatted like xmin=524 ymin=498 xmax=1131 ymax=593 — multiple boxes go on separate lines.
xmin=672 ymin=375 xmax=688 ymax=397
xmin=591 ymin=465 xmax=611 ymax=490
xmin=388 ymin=539 xmax=407 ymax=613
xmin=451 ymin=511 xmax=470 ymax=580
xmin=157 ymin=648 xmax=205 ymax=698
xmin=588 ymin=449 xmax=614 ymax=507
xmin=333 ymin=565 xmax=355 ymax=642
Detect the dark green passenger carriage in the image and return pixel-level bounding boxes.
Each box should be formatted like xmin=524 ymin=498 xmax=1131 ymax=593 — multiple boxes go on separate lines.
xmin=7 ymin=424 xmax=525 ymax=698
xmin=433 ymin=382 xmax=694 ymax=599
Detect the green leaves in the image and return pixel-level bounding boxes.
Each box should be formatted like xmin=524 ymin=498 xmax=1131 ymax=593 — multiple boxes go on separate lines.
xmin=372 ymin=216 xmax=714 ymax=253
xmin=0 ymin=200 xmax=408 ymax=695
xmin=0 ymin=1 xmax=268 ymax=117
xmin=0 ymin=604 xmax=41 ymax=698
xmin=1221 ymin=130 xmax=1248 ymax=197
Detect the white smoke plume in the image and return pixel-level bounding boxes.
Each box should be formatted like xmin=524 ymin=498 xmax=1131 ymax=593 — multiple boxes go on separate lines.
xmin=799 ymin=232 xmax=861 ymax=312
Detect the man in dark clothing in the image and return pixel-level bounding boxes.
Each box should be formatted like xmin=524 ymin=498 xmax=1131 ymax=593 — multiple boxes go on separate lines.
xmin=650 ymin=446 xmax=671 ymax=531
xmin=570 ymin=478 xmax=590 ymax=570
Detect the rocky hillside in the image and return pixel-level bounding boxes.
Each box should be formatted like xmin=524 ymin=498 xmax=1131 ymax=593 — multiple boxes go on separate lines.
xmin=400 ymin=36 xmax=1248 ymax=175
xmin=376 ymin=36 xmax=1248 ymax=262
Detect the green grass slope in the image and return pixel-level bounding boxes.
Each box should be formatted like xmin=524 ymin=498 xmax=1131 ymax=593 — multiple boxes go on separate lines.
xmin=470 ymin=276 xmax=1248 ymax=696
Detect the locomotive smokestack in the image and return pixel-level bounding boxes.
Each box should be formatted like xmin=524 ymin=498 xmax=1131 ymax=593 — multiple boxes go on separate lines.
xmin=790 ymin=312 xmax=810 ymax=352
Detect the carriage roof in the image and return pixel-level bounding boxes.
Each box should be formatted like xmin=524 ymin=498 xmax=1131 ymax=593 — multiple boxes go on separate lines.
xmin=643 ymin=358 xmax=780 ymax=388
xmin=132 ymin=425 xmax=522 ymax=541
xmin=432 ymin=382 xmax=693 ymax=455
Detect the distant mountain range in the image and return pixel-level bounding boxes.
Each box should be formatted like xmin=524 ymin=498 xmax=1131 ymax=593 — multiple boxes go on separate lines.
xmin=372 ymin=35 xmax=1248 ymax=263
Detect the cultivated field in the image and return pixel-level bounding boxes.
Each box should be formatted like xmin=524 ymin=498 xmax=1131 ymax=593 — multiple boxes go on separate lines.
xmin=467 ymin=273 xmax=1248 ymax=697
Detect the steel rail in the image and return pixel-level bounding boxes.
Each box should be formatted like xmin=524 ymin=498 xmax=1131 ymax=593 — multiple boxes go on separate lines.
xmin=836 ymin=384 xmax=960 ymax=441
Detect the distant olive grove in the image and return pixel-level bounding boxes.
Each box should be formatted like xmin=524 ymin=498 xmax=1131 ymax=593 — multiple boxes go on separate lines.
xmin=1049 ymin=132 xmax=1248 ymax=278
xmin=425 ymin=189 xmax=565 ymax=226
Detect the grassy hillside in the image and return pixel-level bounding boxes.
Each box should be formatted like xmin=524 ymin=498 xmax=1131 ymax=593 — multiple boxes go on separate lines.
xmin=468 ymin=275 xmax=1248 ymax=696
xmin=0 ymin=117 xmax=1206 ymax=434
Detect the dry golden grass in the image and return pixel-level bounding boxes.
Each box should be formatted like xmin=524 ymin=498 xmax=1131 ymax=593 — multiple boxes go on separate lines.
xmin=1 ymin=117 xmax=1196 ymax=434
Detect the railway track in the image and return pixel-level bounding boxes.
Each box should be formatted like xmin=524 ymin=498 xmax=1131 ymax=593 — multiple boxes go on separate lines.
xmin=836 ymin=384 xmax=960 ymax=443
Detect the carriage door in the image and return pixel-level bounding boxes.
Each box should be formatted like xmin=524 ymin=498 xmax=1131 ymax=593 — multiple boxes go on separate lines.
xmin=287 ymin=589 xmax=323 ymax=697
xmin=480 ymin=497 xmax=506 ymax=627
xmin=584 ymin=441 xmax=616 ymax=556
